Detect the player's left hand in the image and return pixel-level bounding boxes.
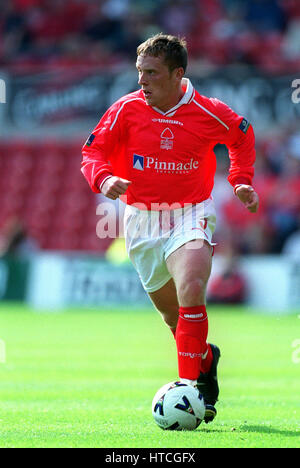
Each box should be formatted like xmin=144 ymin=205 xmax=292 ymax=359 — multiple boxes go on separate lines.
xmin=235 ymin=184 xmax=259 ymax=213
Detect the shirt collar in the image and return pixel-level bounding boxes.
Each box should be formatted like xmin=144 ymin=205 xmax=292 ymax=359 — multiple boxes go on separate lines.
xmin=152 ymin=78 xmax=194 ymax=116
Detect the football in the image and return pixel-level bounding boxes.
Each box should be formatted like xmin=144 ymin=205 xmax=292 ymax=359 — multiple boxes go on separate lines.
xmin=152 ymin=381 xmax=205 ymax=431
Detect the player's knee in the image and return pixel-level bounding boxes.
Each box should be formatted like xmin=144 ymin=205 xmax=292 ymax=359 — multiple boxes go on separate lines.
xmin=177 ymin=278 xmax=207 ymax=305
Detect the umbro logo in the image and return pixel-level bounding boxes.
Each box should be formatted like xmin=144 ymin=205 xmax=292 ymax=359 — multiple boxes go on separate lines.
xmin=184 ymin=313 xmax=203 ymax=319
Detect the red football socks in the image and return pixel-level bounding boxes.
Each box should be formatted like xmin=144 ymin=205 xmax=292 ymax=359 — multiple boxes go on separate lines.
xmin=201 ymin=341 xmax=213 ymax=373
xmin=175 ymin=305 xmax=209 ymax=381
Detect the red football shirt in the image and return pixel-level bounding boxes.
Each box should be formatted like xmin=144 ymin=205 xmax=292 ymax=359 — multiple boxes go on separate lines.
xmin=81 ymin=78 xmax=255 ymax=209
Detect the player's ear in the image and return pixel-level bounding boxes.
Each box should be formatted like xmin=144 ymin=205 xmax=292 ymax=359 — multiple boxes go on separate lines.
xmin=174 ymin=67 xmax=185 ymax=82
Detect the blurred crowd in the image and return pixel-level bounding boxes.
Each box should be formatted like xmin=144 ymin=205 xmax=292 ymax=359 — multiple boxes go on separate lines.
xmin=213 ymin=124 xmax=300 ymax=257
xmin=1 ymin=0 xmax=300 ymax=73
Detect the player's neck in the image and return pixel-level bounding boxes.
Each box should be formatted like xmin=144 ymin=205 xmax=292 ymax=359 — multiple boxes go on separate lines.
xmin=156 ymin=87 xmax=185 ymax=113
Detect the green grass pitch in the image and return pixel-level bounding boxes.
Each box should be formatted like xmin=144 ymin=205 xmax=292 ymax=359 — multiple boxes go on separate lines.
xmin=0 ymin=302 xmax=299 ymax=448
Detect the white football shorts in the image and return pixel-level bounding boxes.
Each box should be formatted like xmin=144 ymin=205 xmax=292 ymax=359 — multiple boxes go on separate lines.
xmin=124 ymin=198 xmax=217 ymax=293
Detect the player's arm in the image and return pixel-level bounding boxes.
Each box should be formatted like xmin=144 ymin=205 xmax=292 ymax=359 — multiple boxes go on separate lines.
xmin=81 ymin=103 xmax=131 ymax=198
xmin=211 ymin=98 xmax=259 ymax=213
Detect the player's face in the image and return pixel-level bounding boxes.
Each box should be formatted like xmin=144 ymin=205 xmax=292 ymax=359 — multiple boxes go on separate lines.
xmin=136 ymin=54 xmax=184 ymax=112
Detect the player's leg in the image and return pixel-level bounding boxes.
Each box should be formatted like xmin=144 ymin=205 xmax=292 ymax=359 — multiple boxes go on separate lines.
xmin=124 ymin=202 xmax=219 ymax=420
xmin=148 ymin=278 xmax=179 ymax=337
xmin=166 ymin=239 xmax=213 ymax=383
xmin=166 ymin=238 xmax=220 ymax=422
xmin=166 ymin=239 xmax=212 ymax=307
xmin=148 ymin=238 xmax=219 ymax=423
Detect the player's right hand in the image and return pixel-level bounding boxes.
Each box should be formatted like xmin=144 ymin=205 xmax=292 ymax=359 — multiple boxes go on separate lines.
xmin=101 ymin=176 xmax=132 ymax=200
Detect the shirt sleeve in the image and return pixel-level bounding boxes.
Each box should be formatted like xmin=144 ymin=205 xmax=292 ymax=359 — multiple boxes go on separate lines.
xmin=81 ymin=101 xmax=124 ymax=193
xmin=210 ymin=98 xmax=256 ymax=187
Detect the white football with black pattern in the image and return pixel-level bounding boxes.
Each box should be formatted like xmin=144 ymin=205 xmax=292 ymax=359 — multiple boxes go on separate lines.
xmin=152 ymin=381 xmax=205 ymax=430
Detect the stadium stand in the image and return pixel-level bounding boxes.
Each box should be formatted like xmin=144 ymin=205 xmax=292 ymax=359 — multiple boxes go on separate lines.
xmin=1 ymin=0 xmax=300 ymax=72
xmin=0 ymin=139 xmax=112 ymax=253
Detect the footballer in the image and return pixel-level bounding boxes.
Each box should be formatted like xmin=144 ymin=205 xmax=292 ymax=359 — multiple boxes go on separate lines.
xmin=81 ymin=34 xmax=259 ymax=423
